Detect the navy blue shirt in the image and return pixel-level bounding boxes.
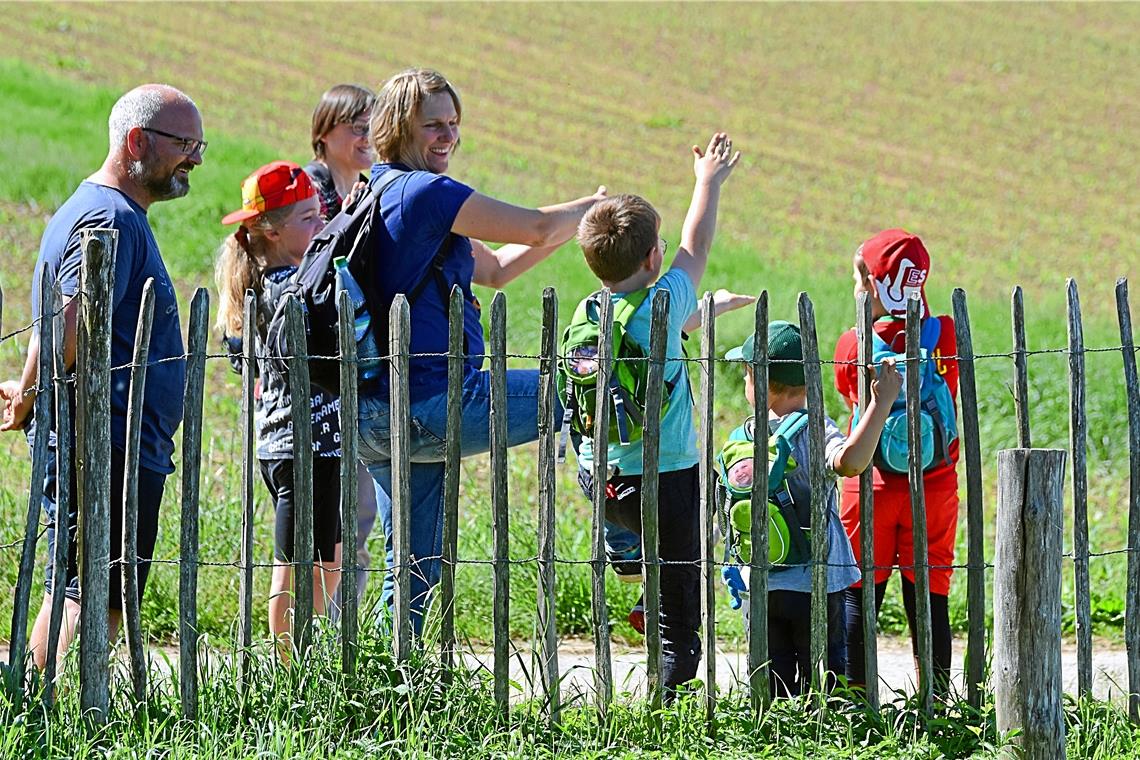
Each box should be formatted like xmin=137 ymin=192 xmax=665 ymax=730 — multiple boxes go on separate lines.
xmin=32 ymin=181 xmax=185 ymax=474
xmin=369 ymin=163 xmax=479 ymax=401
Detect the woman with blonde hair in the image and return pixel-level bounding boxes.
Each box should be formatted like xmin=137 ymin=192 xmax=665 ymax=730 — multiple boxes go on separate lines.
xmin=215 ymin=161 xmax=340 ymax=659
xmin=355 ymin=68 xmax=606 ymax=632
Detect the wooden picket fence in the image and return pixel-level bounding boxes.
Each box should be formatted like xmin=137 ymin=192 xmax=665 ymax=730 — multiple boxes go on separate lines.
xmin=4 ymin=229 xmax=1140 ymax=752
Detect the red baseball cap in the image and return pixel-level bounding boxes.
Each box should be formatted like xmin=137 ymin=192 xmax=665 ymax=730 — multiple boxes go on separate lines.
xmin=858 ymin=228 xmax=931 ymax=317
xmin=221 ymin=161 xmax=316 ymax=225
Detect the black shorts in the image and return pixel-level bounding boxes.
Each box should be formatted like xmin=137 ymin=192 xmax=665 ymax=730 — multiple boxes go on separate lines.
xmin=42 ymin=442 xmax=167 ymax=610
xmin=259 ymin=457 xmax=342 ymax=562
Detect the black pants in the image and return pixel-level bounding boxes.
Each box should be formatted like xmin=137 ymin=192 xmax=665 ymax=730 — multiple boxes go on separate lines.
xmin=579 ymin=465 xmax=701 ymax=689
xmin=260 ymin=457 xmax=343 ymax=562
xmin=767 ymin=590 xmax=847 ymax=697
xmin=844 ymin=578 xmax=952 ymax=695
xmin=41 ymin=440 xmax=166 ymax=610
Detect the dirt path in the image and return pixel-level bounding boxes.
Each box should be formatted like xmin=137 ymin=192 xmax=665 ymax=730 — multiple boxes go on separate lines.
xmin=5 ymin=636 xmax=1129 ymax=705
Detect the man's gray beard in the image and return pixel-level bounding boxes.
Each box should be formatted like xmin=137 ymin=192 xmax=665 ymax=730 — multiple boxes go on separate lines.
xmin=128 ymin=157 xmax=190 ymax=201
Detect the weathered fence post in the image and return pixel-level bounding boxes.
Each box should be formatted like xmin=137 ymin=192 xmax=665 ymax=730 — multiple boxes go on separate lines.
xmin=1115 ymin=278 xmax=1140 ymax=722
xmin=337 ymin=291 xmax=359 ymax=677
xmin=284 ymin=296 xmax=314 ymax=658
xmin=44 ymin=283 xmax=71 ymax=709
xmin=9 ymin=268 xmax=55 ymax=696
xmin=855 ymin=291 xmax=878 ymax=709
xmin=641 ymin=289 xmax=669 ymax=713
xmin=906 ymin=294 xmax=934 ymax=715
xmin=590 ymin=290 xmax=614 ymax=712
xmin=994 ymin=448 xmax=1067 ymax=758
xmin=952 ymin=289 xmax=987 ymax=709
xmin=797 ymin=293 xmax=829 ymax=696
xmin=440 ymin=286 xmax=464 ymax=673
xmin=388 ymin=295 xmax=412 ymax=662
xmin=78 ymin=227 xmax=116 ymax=726
xmin=1011 ymin=286 xmax=1031 ymax=448
xmin=536 ymin=287 xmax=561 ymax=724
xmin=489 ymin=292 xmax=511 ymax=713
xmin=121 ymin=277 xmax=155 ymax=709
xmin=238 ymin=291 xmax=256 ymax=688
xmin=1066 ymin=279 xmax=1092 ymax=698
xmin=699 ymin=291 xmax=718 ymax=731
xmin=748 ymin=291 xmax=770 ymax=712
xmin=179 ymin=288 xmax=208 ymax=721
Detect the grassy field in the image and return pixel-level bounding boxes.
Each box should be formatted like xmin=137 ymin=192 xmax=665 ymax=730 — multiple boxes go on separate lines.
xmin=0 ymin=2 xmax=1138 ymax=755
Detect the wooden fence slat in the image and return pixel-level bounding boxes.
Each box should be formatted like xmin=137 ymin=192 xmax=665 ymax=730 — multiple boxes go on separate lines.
xmin=590 ymin=290 xmax=614 ymax=712
xmin=748 ymin=291 xmax=770 ymax=712
xmin=994 ymin=448 xmax=1067 ymax=757
xmin=905 ymin=294 xmax=934 ymax=715
xmin=698 ymin=291 xmax=717 ymax=731
xmin=489 ymin=292 xmax=511 ymax=713
xmin=797 ymin=293 xmax=829 ymax=696
xmin=1067 ymin=279 xmax=1092 ymax=698
xmin=537 ymin=287 xmax=561 ymax=723
xmin=388 ymin=295 xmax=412 ymax=662
xmin=952 ymin=288 xmax=986 ymax=709
xmin=44 ymin=283 xmax=71 ymax=709
xmin=121 ymin=277 xmax=155 ymax=709
xmin=1012 ymin=286 xmax=1031 ymax=448
xmin=78 ymin=227 xmax=116 ymax=726
xmin=1115 ymin=278 xmax=1140 ymax=722
xmin=640 ymin=289 xmax=669 ymax=712
xmin=855 ymin=291 xmax=879 ymax=708
xmin=179 ymin=288 xmax=209 ymax=721
xmin=440 ymin=286 xmax=464 ymax=672
xmin=9 ymin=268 xmax=55 ymax=696
xmin=284 ymin=296 xmax=314 ymax=658
xmin=337 ymin=292 xmax=359 ymax=677
xmin=238 ymin=291 xmax=256 ymax=688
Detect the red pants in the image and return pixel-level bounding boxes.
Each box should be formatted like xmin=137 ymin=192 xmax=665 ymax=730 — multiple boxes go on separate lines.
xmin=839 ymin=485 xmax=958 ymax=597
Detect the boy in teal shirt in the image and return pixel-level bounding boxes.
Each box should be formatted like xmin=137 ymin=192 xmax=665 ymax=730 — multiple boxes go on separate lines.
xmin=573 ymin=132 xmax=740 ymax=691
xmin=720 ymin=321 xmax=899 ymax=696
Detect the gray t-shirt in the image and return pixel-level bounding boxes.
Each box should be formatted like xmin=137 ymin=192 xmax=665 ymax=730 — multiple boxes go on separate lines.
xmin=763 ymin=409 xmax=860 ymax=594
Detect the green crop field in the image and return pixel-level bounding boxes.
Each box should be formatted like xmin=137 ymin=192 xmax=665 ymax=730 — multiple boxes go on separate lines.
xmin=0 ymin=3 xmax=1137 ymax=757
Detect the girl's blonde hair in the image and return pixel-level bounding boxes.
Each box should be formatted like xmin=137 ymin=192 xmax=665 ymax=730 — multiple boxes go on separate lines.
xmin=213 ymin=205 xmax=295 ymax=338
xmin=370 ymin=68 xmax=462 ymax=171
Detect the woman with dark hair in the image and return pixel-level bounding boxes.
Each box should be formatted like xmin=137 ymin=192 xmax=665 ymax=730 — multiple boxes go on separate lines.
xmin=305 ymin=83 xmax=375 ymax=220
xmin=357 ymin=68 xmax=605 ymax=631
xmin=303 ymin=84 xmax=385 ymax=613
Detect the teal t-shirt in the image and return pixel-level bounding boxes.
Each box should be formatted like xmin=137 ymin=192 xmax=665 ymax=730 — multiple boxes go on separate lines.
xmin=576 ymin=267 xmax=698 ymax=476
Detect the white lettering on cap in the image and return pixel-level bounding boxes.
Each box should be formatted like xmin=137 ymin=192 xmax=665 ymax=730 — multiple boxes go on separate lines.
xmin=875 ymin=257 xmax=928 ymax=315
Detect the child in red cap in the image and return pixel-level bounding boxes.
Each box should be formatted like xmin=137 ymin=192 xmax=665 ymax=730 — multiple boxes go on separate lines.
xmin=215 ymin=161 xmax=341 ymax=662
xmin=832 ymin=228 xmax=959 ymax=695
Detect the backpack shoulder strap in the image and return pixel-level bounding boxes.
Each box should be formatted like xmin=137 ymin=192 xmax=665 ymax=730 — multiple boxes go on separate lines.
xmin=767 ymin=410 xmax=809 ymax=494
xmin=919 ymin=315 xmax=942 ymax=352
xmin=612 ymin=288 xmax=650 ymax=330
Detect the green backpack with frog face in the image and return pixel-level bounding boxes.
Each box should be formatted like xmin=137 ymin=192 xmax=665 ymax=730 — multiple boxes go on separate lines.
xmin=716 ymin=411 xmax=814 ymax=568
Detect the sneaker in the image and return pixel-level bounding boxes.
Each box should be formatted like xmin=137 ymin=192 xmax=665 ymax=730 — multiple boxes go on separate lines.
xmin=608 ymin=545 xmax=643 ymax=582
xmin=627 ymin=595 xmax=646 ymax=635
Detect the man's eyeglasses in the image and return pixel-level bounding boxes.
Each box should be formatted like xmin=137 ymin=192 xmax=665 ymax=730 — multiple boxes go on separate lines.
xmin=141 ymin=127 xmax=208 ymax=156
xmin=659 ymin=237 xmax=669 ymax=256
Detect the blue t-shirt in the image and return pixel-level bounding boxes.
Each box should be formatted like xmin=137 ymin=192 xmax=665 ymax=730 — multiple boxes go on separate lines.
xmin=577 ymin=267 xmax=698 ymax=476
xmin=368 ymin=163 xmax=479 ymax=402
xmin=31 ymin=181 xmax=185 ymax=474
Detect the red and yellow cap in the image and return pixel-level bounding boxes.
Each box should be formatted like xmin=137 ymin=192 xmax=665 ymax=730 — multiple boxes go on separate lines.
xmin=221 ymin=161 xmax=315 ymax=225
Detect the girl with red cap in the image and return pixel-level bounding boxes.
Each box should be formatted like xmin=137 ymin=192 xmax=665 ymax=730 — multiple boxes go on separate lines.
xmin=215 ymin=161 xmax=340 ymax=661
xmin=833 ymin=228 xmax=960 ymax=696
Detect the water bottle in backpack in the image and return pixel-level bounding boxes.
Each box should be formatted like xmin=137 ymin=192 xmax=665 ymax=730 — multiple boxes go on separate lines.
xmin=333 ymin=256 xmax=382 ymax=381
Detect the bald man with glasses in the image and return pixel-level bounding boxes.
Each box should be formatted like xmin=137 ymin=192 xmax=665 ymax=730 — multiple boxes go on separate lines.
xmin=0 ymin=84 xmax=204 ymax=675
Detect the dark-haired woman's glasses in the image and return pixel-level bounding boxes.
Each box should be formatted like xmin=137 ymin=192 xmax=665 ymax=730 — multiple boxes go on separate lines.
xmin=347 ymin=121 xmax=369 ymax=137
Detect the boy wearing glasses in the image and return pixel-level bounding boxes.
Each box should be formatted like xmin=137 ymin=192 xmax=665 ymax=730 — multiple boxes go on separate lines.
xmin=571 ymin=133 xmax=739 ymax=693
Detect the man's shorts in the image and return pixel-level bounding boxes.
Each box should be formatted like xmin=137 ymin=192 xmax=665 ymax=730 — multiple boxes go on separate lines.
xmin=42 ymin=441 xmax=167 ymax=609
xmin=839 ymin=485 xmax=958 ymax=597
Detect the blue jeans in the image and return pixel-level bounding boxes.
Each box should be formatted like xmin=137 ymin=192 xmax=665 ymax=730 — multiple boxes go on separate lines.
xmin=357 ymin=368 xmax=550 ymax=633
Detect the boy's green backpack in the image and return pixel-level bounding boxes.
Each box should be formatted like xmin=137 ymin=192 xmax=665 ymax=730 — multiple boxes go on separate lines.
xmin=556 ymin=289 xmax=672 ymax=461
xmin=716 ymin=412 xmax=815 ymax=569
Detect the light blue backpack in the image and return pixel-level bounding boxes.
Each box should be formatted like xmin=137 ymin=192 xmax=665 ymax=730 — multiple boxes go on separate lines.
xmin=853 ymin=318 xmax=957 ymax=474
